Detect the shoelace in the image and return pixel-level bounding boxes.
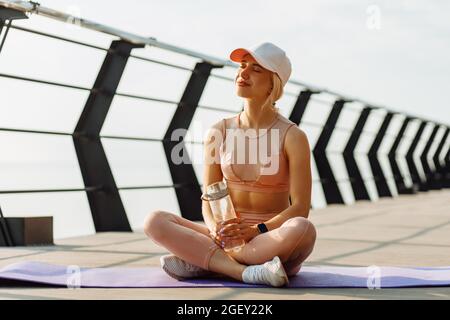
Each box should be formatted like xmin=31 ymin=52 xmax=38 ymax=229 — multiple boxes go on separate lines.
xmin=252 ymin=265 xmax=268 ymax=283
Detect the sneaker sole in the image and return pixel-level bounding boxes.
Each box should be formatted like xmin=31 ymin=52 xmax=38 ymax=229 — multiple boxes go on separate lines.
xmin=272 ymin=256 xmax=290 ymax=287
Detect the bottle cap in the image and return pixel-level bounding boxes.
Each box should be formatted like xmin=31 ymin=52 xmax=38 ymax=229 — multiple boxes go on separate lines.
xmin=204 ymin=181 xmax=228 ymax=200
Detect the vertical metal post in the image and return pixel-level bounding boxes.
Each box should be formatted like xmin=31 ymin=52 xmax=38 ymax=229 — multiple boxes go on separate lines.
xmin=0 ymin=7 xmax=28 ymax=54
xmin=343 ymin=107 xmax=372 ymax=200
xmin=73 ymin=40 xmax=144 ymax=232
xmin=419 ymin=124 xmax=440 ymax=189
xmin=163 ymin=62 xmax=221 ymax=221
xmin=0 ymin=205 xmax=13 ymax=247
xmin=288 ymin=90 xmax=315 ymax=125
xmin=288 ymin=89 xmax=317 ymax=207
xmin=312 ymin=99 xmax=346 ymax=204
xmin=388 ymin=116 xmax=415 ymax=194
xmin=0 ymin=19 xmax=11 ymax=54
xmin=432 ymin=128 xmax=449 ymax=188
xmin=405 ymin=121 xmax=428 ymax=192
xmin=368 ymin=112 xmax=394 ymax=198
xmin=445 ymin=139 xmax=450 ymax=188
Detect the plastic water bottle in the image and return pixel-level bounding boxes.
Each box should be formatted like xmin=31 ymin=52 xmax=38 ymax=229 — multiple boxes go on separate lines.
xmin=203 ymin=180 xmax=245 ymax=252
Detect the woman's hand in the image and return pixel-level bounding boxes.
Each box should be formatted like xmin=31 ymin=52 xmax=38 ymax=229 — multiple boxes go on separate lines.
xmin=209 ymin=220 xmax=238 ymax=248
xmin=219 ymin=218 xmax=259 ymax=244
xmin=208 ymin=221 xmax=224 ymax=247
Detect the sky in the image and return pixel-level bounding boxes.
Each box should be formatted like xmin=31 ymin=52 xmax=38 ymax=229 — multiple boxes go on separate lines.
xmin=27 ymin=0 xmax=450 ymax=125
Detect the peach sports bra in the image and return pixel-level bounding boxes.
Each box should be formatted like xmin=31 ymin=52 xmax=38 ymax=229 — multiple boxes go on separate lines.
xmin=219 ymin=111 xmax=296 ymax=193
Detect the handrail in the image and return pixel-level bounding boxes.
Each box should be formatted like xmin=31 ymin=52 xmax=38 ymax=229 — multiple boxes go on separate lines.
xmin=0 ymin=0 xmax=229 ymax=66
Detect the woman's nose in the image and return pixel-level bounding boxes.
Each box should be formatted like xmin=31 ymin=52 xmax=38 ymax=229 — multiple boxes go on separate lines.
xmin=240 ymin=68 xmax=250 ymax=79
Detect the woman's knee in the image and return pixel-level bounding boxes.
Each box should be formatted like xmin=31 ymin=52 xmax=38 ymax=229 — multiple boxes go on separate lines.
xmin=143 ymin=210 xmax=173 ymax=240
xmin=283 ymin=217 xmax=317 ymax=247
xmin=279 ymin=217 xmax=317 ymax=262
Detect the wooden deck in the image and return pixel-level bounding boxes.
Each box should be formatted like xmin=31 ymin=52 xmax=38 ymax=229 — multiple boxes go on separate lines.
xmin=1 ymin=189 xmax=449 ymax=300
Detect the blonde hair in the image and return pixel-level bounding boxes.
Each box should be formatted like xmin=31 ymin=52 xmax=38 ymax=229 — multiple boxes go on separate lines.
xmin=259 ymin=72 xmax=283 ymax=114
xmin=267 ymin=73 xmax=284 ymax=112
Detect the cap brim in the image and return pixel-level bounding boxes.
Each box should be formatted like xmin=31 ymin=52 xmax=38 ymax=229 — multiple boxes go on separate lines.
xmin=229 ymin=48 xmax=277 ymax=73
xmin=229 ymin=48 xmax=252 ymax=62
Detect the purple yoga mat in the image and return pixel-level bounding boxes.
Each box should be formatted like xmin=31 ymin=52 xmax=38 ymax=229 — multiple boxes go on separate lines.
xmin=1 ymin=261 xmax=450 ymax=288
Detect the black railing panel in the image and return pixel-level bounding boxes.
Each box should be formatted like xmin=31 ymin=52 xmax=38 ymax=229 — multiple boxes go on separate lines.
xmin=432 ymin=127 xmax=449 ymax=188
xmin=313 ymin=99 xmax=346 ymax=204
xmin=421 ymin=124 xmax=441 ymax=189
xmin=73 ymin=39 xmax=143 ymax=232
xmin=163 ymin=62 xmax=220 ymax=221
xmin=289 ymin=90 xmax=316 ymax=125
xmin=343 ymin=106 xmax=372 ymax=200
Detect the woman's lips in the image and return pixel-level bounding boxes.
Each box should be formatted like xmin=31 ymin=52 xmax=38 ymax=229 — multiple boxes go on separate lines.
xmin=237 ymin=82 xmax=250 ymax=87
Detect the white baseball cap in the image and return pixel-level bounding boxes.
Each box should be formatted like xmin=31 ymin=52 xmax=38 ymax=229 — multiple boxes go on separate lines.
xmin=229 ymin=42 xmax=292 ymax=87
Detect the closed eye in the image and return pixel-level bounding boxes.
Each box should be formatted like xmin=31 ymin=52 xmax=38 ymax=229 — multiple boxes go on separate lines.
xmin=240 ymin=64 xmax=262 ymax=72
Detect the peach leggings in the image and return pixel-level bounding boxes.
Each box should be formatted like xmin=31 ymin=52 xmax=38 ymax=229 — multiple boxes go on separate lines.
xmin=144 ymin=210 xmax=316 ymax=276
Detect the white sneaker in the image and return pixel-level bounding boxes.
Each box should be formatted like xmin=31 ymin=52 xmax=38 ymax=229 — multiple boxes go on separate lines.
xmin=242 ymin=256 xmax=289 ymax=287
xmin=160 ymin=254 xmax=221 ymax=280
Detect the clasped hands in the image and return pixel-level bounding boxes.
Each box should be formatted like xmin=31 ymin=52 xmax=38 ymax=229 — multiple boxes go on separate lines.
xmin=209 ymin=218 xmax=259 ymax=249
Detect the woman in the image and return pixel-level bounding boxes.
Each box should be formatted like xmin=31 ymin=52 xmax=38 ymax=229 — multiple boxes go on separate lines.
xmin=144 ymin=42 xmax=316 ymax=287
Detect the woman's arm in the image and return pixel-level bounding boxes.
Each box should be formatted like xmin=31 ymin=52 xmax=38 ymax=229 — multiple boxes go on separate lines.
xmin=201 ymin=121 xmax=225 ymax=232
xmin=263 ymin=126 xmax=312 ymax=231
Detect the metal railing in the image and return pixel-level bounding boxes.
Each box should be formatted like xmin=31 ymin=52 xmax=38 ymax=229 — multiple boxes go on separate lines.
xmin=0 ymin=1 xmax=449 ymax=240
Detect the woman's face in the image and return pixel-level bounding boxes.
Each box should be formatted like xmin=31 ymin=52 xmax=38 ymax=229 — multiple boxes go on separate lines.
xmin=235 ymin=53 xmax=273 ymax=100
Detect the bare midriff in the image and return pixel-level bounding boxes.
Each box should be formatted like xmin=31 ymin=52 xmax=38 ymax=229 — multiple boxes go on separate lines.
xmin=229 ymin=188 xmax=290 ymax=214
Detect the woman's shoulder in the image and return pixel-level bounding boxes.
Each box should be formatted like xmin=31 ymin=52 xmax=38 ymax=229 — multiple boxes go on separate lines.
xmin=284 ymin=122 xmax=309 ymax=156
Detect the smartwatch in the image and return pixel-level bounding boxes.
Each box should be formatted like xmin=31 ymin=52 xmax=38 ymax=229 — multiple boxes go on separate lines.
xmin=257 ymin=223 xmax=269 ymax=234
